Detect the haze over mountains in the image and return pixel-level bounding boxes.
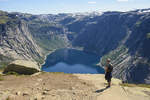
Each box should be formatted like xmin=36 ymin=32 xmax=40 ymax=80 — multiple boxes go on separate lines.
xmin=0 ymin=8 xmax=150 ymax=84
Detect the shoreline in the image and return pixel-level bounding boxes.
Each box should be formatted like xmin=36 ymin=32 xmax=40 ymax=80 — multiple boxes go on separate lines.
xmin=40 ymin=49 xmax=57 ymax=67
xmin=40 ymin=47 xmax=76 ymax=67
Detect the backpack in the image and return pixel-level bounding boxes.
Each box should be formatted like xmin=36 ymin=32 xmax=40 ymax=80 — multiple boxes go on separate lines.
xmin=107 ymin=64 xmax=113 ymax=73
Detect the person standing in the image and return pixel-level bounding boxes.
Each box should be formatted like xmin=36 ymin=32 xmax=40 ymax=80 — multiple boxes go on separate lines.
xmin=105 ymin=58 xmax=113 ymax=88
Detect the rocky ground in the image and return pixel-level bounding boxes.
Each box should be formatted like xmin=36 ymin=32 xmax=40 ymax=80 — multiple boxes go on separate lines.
xmin=0 ymin=72 xmax=150 ymax=100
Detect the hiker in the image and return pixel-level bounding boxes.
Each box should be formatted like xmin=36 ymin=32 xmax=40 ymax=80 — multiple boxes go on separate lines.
xmin=105 ymin=58 xmax=113 ymax=88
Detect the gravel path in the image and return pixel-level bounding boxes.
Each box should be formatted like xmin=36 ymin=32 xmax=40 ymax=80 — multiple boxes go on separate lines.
xmin=0 ymin=73 xmax=149 ymax=100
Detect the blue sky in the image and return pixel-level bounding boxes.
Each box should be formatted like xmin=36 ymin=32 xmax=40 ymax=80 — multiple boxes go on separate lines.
xmin=0 ymin=0 xmax=150 ymax=14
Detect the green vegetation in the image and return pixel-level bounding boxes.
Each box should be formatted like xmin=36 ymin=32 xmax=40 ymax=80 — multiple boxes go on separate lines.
xmin=0 ymin=16 xmax=9 ymax=24
xmin=0 ymin=10 xmax=19 ymax=27
xmin=35 ymin=35 xmax=67 ymax=51
xmin=5 ymin=71 xmax=20 ymax=76
xmin=29 ymin=21 xmax=68 ymax=53
xmin=120 ymin=83 xmax=150 ymax=88
xmin=135 ymin=21 xmax=142 ymax=27
xmin=0 ymin=62 xmax=9 ymax=71
xmin=35 ymin=57 xmax=45 ymax=65
xmin=0 ymin=74 xmax=4 ymax=81
xmin=0 ymin=11 xmax=9 ymax=24
xmin=6 ymin=98 xmax=10 ymax=100
xmin=146 ymin=33 xmax=150 ymax=39
xmin=101 ymin=45 xmax=127 ymax=66
xmin=0 ymin=54 xmax=13 ymax=71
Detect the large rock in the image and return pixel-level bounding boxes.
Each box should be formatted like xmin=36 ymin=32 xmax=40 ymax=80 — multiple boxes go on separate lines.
xmin=3 ymin=60 xmax=41 ymax=75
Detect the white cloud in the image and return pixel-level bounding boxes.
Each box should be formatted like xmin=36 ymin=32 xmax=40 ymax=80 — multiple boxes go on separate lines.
xmin=117 ymin=0 xmax=129 ymax=2
xmin=88 ymin=1 xmax=97 ymax=4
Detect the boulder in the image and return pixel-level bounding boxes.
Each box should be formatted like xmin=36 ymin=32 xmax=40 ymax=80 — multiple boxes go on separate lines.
xmin=3 ymin=60 xmax=41 ymax=75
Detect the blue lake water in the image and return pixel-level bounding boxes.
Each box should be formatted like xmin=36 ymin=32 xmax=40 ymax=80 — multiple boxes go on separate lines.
xmin=42 ymin=48 xmax=104 ymax=74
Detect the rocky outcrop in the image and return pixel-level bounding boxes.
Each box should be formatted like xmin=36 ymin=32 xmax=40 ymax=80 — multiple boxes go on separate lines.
xmin=3 ymin=60 xmax=40 ymax=75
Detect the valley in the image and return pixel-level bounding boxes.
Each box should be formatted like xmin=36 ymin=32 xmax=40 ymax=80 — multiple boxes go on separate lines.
xmin=0 ymin=8 xmax=150 ymax=84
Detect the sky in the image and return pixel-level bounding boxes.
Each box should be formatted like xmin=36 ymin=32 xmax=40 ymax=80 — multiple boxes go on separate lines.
xmin=0 ymin=0 xmax=150 ymax=14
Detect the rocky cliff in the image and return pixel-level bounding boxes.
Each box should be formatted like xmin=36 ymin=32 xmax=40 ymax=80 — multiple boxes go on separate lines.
xmin=0 ymin=11 xmax=69 ymax=68
xmin=0 ymin=11 xmax=44 ymax=67
xmin=99 ymin=10 xmax=150 ymax=84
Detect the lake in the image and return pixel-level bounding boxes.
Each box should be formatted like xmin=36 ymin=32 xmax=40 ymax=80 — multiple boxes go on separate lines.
xmin=42 ymin=48 xmax=104 ymax=74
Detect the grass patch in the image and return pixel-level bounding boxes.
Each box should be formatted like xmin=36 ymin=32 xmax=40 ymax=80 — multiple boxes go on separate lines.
xmin=0 ymin=15 xmax=9 ymax=24
xmin=35 ymin=35 xmax=67 ymax=51
xmin=0 ymin=10 xmax=19 ymax=27
xmin=0 ymin=62 xmax=10 ymax=71
xmin=147 ymin=33 xmax=150 ymax=39
xmin=5 ymin=71 xmax=20 ymax=76
xmin=0 ymin=74 xmax=4 ymax=81
xmin=28 ymin=21 xmax=68 ymax=52
xmin=0 ymin=68 xmax=4 ymax=72
xmin=0 ymin=77 xmax=3 ymax=81
xmin=120 ymin=83 xmax=150 ymax=88
xmin=135 ymin=21 xmax=142 ymax=27
xmin=0 ymin=54 xmax=13 ymax=71
xmin=40 ymin=71 xmax=47 ymax=74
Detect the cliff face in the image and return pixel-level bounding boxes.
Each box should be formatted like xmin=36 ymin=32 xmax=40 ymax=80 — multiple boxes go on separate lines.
xmin=0 ymin=21 xmax=43 ymax=60
xmin=123 ymin=13 xmax=150 ymax=84
xmin=71 ymin=12 xmax=128 ymax=55
xmin=0 ymin=11 xmax=43 ymax=65
xmin=64 ymin=11 xmax=142 ymax=56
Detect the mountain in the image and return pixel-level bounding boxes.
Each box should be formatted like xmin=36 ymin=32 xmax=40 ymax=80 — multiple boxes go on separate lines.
xmin=0 ymin=11 xmax=43 ymax=66
xmin=0 ymin=9 xmax=150 ymax=84
xmin=57 ymin=9 xmax=150 ymax=84
xmin=62 ymin=10 xmax=150 ymax=84
xmin=0 ymin=11 xmax=69 ymax=67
